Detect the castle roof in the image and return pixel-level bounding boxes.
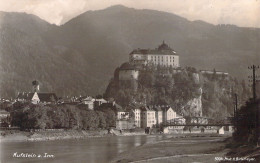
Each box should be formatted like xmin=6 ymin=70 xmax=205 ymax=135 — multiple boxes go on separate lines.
xmin=130 ymin=41 xmax=177 ymax=56
xmin=158 ymin=41 xmax=173 ymax=51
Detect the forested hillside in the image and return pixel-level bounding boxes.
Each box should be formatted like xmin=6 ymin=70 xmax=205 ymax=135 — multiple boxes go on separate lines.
xmin=0 ymin=5 xmax=259 ymax=98
xmin=105 ymin=65 xmax=250 ymax=119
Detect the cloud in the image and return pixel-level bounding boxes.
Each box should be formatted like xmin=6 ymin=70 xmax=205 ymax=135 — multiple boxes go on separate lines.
xmin=0 ymin=0 xmax=259 ymax=27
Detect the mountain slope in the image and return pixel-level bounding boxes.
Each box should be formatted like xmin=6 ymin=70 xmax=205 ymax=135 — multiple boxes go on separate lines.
xmin=0 ymin=5 xmax=259 ymax=98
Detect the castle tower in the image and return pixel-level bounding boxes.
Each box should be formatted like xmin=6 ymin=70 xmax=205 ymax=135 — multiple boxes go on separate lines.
xmin=32 ymin=80 xmax=40 ymax=93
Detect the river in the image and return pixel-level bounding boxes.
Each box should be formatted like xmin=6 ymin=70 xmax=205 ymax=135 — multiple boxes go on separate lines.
xmin=0 ymin=135 xmax=173 ymax=163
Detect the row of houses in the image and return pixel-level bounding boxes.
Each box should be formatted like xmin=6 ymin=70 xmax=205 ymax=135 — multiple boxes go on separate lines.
xmin=116 ymin=103 xmax=186 ymax=129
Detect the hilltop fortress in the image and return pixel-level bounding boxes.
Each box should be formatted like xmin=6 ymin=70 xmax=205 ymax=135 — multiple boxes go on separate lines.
xmin=118 ymin=42 xmax=181 ymax=86
xmin=129 ymin=41 xmax=180 ymax=67
xmin=118 ymin=41 xmax=229 ymax=88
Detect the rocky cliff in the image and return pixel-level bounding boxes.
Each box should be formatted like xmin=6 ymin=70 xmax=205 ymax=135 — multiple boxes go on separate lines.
xmin=105 ymin=65 xmax=250 ymax=119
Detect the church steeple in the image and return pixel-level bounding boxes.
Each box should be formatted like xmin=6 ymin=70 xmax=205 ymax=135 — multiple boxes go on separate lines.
xmin=32 ymin=80 xmax=39 ymax=93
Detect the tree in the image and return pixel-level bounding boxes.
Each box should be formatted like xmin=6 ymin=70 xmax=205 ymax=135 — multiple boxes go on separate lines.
xmin=96 ymin=111 xmax=107 ymax=128
xmin=233 ymin=99 xmax=260 ymax=144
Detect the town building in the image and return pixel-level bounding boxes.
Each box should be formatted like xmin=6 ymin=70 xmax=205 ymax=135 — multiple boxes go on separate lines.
xmin=17 ymin=92 xmax=58 ymax=104
xmin=162 ymin=106 xmax=177 ymax=124
xmin=127 ymin=103 xmax=186 ymax=129
xmin=115 ymin=106 xmax=134 ymax=130
xmin=154 ymin=106 xmax=163 ymax=126
xmin=200 ymin=70 xmax=229 ymax=76
xmin=17 ymin=81 xmax=58 ymax=104
xmin=78 ymin=96 xmax=95 ymax=110
xmin=129 ymin=41 xmax=180 ymax=68
xmin=117 ymin=112 xmax=130 ymax=120
xmin=133 ymin=107 xmax=141 ymax=128
xmin=140 ymin=106 xmax=156 ymax=128
xmin=94 ymin=98 xmax=108 ymax=109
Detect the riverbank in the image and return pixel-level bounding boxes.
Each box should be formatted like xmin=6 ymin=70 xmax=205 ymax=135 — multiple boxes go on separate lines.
xmin=111 ymin=134 xmax=231 ymax=163
xmin=0 ymin=129 xmax=146 ymax=142
xmin=221 ymin=139 xmax=260 ymax=162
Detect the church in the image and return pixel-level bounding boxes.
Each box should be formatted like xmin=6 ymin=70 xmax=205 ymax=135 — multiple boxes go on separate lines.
xmin=17 ymin=80 xmax=58 ymax=104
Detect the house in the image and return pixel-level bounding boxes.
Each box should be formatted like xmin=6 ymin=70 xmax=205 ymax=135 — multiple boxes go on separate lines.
xmin=94 ymin=98 xmax=108 ymax=109
xmin=154 ymin=106 xmax=163 ymax=126
xmin=129 ymin=41 xmax=180 ymax=68
xmin=127 ymin=103 xmax=143 ymax=128
xmin=140 ymin=106 xmax=156 ymax=128
xmin=78 ymin=96 xmax=95 ymax=110
xmin=115 ymin=106 xmax=134 ymax=130
xmin=134 ymin=108 xmax=141 ymax=128
xmin=117 ymin=112 xmax=130 ymax=120
xmin=162 ymin=106 xmax=177 ymax=124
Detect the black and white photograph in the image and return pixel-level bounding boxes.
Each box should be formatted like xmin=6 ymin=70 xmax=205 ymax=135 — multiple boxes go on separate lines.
xmin=0 ymin=0 xmax=260 ymax=162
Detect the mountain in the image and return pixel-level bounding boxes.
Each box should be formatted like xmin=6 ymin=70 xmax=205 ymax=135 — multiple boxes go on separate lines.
xmin=0 ymin=5 xmax=259 ymax=98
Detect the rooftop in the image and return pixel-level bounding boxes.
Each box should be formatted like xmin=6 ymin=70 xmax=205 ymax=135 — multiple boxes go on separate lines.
xmin=17 ymin=92 xmax=58 ymax=102
xmin=130 ymin=41 xmax=178 ymax=56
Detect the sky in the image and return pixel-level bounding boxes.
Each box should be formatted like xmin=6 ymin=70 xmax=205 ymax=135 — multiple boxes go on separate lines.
xmin=0 ymin=0 xmax=260 ymax=27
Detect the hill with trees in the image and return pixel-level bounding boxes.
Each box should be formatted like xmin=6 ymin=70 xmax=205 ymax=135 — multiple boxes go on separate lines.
xmin=105 ymin=65 xmax=251 ymax=120
xmin=0 ymin=5 xmax=259 ymax=98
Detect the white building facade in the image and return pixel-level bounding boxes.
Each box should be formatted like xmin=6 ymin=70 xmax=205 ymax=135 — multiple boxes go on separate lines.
xmin=141 ymin=107 xmax=156 ymax=128
xmin=133 ymin=108 xmax=141 ymax=127
xmin=162 ymin=107 xmax=177 ymax=124
xmin=129 ymin=41 xmax=180 ymax=68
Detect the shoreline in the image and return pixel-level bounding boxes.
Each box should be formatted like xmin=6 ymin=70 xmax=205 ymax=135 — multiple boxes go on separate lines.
xmin=0 ymin=129 xmax=148 ymax=142
xmin=0 ymin=129 xmax=229 ymax=143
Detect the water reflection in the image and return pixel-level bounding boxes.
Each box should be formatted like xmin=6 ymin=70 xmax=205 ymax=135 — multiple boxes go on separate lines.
xmin=134 ymin=136 xmax=141 ymax=147
xmin=1 ymin=135 xmax=171 ymax=163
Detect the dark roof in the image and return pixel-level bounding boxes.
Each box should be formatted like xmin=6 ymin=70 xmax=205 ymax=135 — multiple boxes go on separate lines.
xmin=158 ymin=41 xmax=173 ymax=51
xmin=100 ymin=102 xmax=124 ymax=111
xmin=17 ymin=92 xmax=58 ymax=102
xmin=140 ymin=106 xmax=155 ymax=111
xmin=17 ymin=93 xmax=34 ymax=100
xmin=153 ymin=106 xmax=162 ymax=111
xmin=37 ymin=93 xmax=58 ymax=102
xmin=161 ymin=106 xmax=173 ymax=112
xmin=130 ymin=41 xmax=177 ymax=56
xmin=77 ymin=96 xmax=93 ymax=101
